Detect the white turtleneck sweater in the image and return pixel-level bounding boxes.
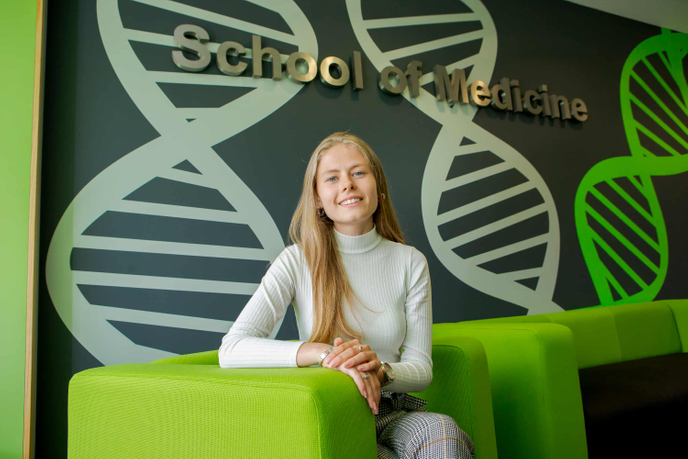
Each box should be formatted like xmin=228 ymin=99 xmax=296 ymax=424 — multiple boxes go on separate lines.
xmin=218 ymin=226 xmax=433 ymax=393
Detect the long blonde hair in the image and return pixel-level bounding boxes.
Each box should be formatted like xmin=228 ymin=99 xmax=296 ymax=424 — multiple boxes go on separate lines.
xmin=288 ymin=132 xmax=405 ymax=344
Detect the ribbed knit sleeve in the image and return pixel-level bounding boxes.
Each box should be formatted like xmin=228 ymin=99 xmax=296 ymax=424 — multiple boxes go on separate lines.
xmin=384 ymin=248 xmax=433 ymax=393
xmin=218 ymin=246 xmax=305 ymax=368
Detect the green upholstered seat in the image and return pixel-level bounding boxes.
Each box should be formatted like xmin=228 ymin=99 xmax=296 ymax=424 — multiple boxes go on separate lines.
xmin=434 ymin=299 xmax=688 ymax=459
xmin=68 ymin=337 xmax=498 ymax=459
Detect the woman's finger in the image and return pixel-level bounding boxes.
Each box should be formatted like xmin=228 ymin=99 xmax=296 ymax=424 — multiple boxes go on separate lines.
xmin=363 ymin=372 xmax=376 ymax=413
xmin=343 ymin=351 xmax=377 ymax=369
xmin=341 ymin=366 xmax=367 ymax=398
xmin=321 ymin=346 xmax=346 ymax=367
xmin=363 ymin=370 xmax=380 ymax=415
xmin=370 ymin=371 xmax=381 ymax=410
xmin=322 ymin=339 xmax=360 ymax=367
xmin=355 ymin=358 xmax=382 ymax=373
xmin=328 ymin=346 xmax=364 ymax=368
xmin=326 ymin=348 xmax=352 ymax=368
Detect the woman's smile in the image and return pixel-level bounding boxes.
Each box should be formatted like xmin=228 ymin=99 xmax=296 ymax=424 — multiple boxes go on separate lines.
xmin=340 ymin=197 xmax=363 ymax=207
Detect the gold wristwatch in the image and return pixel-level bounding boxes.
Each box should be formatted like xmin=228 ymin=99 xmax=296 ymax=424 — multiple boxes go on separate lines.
xmin=379 ymin=361 xmax=395 ymax=387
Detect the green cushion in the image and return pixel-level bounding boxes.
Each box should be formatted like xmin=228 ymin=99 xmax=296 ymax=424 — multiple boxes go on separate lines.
xmin=663 ymin=299 xmax=688 ymax=352
xmin=608 ymin=302 xmax=681 ymax=361
xmin=469 ymin=301 xmax=684 ymax=369
xmin=545 ymin=307 xmax=622 ymax=369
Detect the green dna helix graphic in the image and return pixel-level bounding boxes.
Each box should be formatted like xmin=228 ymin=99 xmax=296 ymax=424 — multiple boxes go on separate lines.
xmin=575 ymin=29 xmax=688 ymax=306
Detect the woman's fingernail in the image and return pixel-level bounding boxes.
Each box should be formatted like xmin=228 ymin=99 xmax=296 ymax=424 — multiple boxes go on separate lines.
xmin=357 ymin=365 xmax=364 ymax=370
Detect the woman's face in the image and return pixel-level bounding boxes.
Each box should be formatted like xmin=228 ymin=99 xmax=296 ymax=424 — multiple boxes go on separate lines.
xmin=315 ymin=144 xmax=379 ymax=236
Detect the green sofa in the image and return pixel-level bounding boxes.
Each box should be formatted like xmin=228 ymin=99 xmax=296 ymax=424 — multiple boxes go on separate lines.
xmin=435 ymin=300 xmax=688 ymax=459
xmin=68 ymin=336 xmax=498 ymax=458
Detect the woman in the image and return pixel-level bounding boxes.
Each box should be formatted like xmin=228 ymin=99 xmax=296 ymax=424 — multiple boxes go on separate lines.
xmin=219 ymin=132 xmax=474 ymax=458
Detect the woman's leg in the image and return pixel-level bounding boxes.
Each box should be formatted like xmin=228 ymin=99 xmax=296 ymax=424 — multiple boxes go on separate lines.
xmin=378 ymin=411 xmax=474 ymax=459
xmin=377 ymin=443 xmax=399 ymax=459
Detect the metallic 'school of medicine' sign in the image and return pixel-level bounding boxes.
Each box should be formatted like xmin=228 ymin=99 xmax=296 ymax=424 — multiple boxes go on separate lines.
xmin=173 ymin=24 xmax=588 ymax=122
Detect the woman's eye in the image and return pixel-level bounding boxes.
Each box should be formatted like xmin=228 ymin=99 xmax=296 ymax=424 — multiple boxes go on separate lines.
xmin=353 ymin=171 xmax=364 ymax=177
xmin=326 ymin=176 xmax=337 ymax=182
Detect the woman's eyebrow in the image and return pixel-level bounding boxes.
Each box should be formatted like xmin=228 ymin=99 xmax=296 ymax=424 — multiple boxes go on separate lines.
xmin=321 ymin=163 xmax=366 ymax=175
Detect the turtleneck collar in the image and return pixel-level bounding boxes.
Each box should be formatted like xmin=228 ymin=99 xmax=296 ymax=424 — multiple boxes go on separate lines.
xmin=334 ymin=225 xmax=382 ymax=254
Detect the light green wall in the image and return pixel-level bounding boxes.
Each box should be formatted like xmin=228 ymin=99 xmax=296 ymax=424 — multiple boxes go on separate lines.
xmin=0 ymin=1 xmax=38 ymax=458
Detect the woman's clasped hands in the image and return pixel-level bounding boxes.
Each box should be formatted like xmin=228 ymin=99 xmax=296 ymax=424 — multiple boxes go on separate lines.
xmin=321 ymin=337 xmax=382 ymax=415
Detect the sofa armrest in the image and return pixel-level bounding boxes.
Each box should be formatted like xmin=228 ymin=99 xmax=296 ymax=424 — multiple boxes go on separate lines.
xmin=414 ymin=336 xmax=498 ymax=459
xmin=68 ymin=364 xmax=377 ymax=459
xmin=434 ymin=322 xmax=588 ymax=459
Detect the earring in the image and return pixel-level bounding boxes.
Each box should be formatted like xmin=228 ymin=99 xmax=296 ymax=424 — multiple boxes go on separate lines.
xmin=318 ymin=207 xmax=325 ymax=217
xmin=381 ymin=193 xmax=386 ymax=200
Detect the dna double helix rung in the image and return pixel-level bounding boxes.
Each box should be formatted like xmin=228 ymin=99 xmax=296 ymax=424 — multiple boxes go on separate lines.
xmin=45 ymin=0 xmax=317 ymax=364
xmin=575 ymin=30 xmax=688 ymax=305
xmin=348 ymin=0 xmax=562 ymax=314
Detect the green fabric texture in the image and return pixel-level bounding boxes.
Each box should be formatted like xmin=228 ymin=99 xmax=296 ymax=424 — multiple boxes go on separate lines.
xmin=69 ymin=341 xmax=497 ymax=458
xmin=436 ymin=323 xmax=587 ymax=459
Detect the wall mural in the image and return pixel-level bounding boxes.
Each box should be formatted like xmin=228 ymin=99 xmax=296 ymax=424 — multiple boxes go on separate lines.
xmin=575 ymin=29 xmax=688 ymax=305
xmin=46 ymin=0 xmax=316 ymax=365
xmin=36 ymin=1 xmax=688 ymax=455
xmin=348 ymin=0 xmax=563 ymax=316
xmin=45 ymin=0 xmax=569 ymax=367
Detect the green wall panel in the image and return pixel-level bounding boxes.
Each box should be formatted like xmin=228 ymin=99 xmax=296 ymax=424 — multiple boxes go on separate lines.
xmin=0 ymin=1 xmax=38 ymax=458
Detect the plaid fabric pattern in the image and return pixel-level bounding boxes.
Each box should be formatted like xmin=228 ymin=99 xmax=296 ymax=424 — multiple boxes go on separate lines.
xmin=375 ymin=392 xmax=474 ymax=459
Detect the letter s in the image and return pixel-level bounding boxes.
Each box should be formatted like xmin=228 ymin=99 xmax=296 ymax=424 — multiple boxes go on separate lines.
xmin=172 ymin=24 xmax=211 ymax=72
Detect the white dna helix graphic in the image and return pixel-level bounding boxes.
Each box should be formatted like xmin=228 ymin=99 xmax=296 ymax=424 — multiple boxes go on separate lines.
xmin=347 ymin=0 xmax=563 ymax=314
xmin=45 ymin=0 xmax=317 ymax=364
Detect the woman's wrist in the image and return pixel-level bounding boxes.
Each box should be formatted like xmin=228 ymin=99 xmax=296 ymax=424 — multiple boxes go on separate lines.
xmin=296 ymin=342 xmax=334 ymax=367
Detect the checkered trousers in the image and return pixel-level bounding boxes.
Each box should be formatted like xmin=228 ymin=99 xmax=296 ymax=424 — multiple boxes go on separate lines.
xmin=375 ymin=392 xmax=474 ymax=459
